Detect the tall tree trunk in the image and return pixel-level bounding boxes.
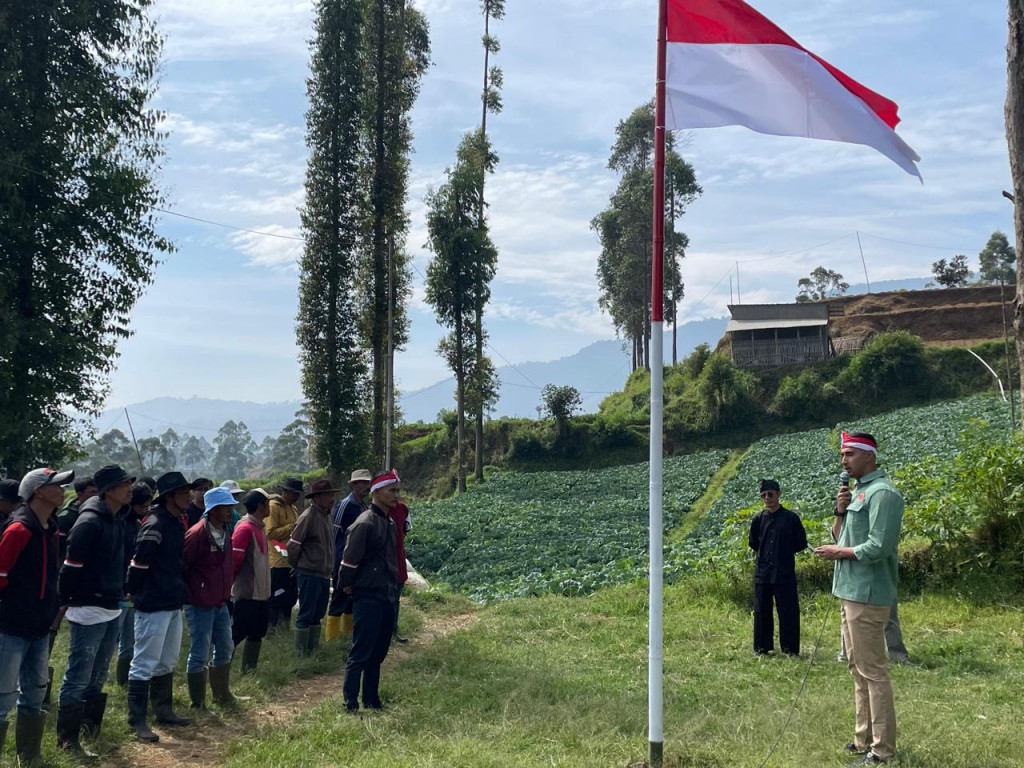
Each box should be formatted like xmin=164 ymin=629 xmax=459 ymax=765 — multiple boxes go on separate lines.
xmin=1009 ymin=0 xmax=1024 ymax=429
xmin=455 ymin=314 xmax=467 ymax=493
xmin=472 ymin=9 xmax=492 ymax=483
xmin=370 ymin=0 xmax=389 ymax=464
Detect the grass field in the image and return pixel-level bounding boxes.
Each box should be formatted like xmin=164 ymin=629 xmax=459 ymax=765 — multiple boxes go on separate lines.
xmin=220 ymin=584 xmax=1024 ymax=768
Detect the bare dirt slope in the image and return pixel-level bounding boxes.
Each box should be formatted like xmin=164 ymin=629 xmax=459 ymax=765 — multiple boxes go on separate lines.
xmin=827 ymin=285 xmax=1012 ymax=345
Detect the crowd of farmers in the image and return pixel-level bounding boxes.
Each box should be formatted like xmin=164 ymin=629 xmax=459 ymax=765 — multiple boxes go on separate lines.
xmin=0 ymin=427 xmax=908 ymax=766
xmin=0 ymin=464 xmax=409 ymax=761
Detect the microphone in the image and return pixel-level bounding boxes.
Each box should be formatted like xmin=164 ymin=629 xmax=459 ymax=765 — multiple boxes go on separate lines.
xmin=839 ymin=471 xmax=850 ymax=488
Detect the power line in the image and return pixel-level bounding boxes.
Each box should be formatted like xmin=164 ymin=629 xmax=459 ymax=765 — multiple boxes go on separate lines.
xmin=153 ymin=208 xmax=304 ymax=241
xmin=859 ymin=231 xmax=978 ymax=253
xmin=733 ymin=232 xmax=857 ymax=264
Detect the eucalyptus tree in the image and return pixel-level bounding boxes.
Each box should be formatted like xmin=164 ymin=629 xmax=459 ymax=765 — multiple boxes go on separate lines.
xmin=0 ymin=0 xmax=172 ymax=474
xmin=591 ymin=102 xmax=700 ymax=371
xmin=470 ymin=0 xmax=505 ymax=481
xmin=425 ymin=132 xmax=498 ymax=493
xmin=979 ymin=231 xmax=1016 ymax=285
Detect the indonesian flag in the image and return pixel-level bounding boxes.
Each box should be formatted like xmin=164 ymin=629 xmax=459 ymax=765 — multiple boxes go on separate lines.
xmin=665 ymin=0 xmax=921 ymax=178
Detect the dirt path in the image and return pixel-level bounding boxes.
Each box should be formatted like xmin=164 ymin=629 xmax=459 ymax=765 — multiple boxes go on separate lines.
xmin=110 ymin=611 xmax=478 ymax=768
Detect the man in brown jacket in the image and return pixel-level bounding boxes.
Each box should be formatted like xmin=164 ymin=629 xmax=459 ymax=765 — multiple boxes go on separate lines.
xmin=265 ymin=478 xmax=301 ymax=630
xmin=286 ymin=479 xmax=337 ymax=655
xmin=339 ymin=470 xmax=400 ymax=712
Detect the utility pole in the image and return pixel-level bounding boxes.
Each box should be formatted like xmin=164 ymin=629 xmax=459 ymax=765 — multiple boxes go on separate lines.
xmin=856 ymin=231 xmax=872 ymax=293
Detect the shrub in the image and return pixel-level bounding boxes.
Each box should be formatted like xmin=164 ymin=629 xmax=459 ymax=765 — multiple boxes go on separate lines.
xmin=770 ymin=368 xmax=837 ymax=421
xmin=835 ymin=330 xmax=926 ymax=401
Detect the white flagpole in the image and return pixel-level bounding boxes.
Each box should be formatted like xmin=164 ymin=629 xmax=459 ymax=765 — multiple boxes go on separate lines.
xmin=649 ymin=0 xmax=668 ymax=765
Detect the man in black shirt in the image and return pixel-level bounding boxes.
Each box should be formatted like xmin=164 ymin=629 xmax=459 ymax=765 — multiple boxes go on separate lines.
xmin=748 ymin=479 xmax=808 ymax=656
xmin=186 ymin=477 xmax=212 ymax=529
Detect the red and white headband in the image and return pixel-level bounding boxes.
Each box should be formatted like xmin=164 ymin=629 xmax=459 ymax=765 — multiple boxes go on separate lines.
xmin=841 ymin=431 xmax=877 ymax=455
xmin=371 ymin=469 xmax=401 ymax=493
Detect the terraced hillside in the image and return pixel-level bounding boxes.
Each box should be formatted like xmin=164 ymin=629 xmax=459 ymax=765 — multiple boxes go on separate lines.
xmin=408 ymin=395 xmax=1013 ymax=601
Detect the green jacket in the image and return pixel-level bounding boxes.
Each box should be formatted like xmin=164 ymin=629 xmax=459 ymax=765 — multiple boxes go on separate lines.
xmin=832 ymin=469 xmax=904 ymax=606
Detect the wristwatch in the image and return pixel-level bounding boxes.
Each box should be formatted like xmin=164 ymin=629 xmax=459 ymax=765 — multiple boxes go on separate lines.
xmin=833 ymin=504 xmax=846 ymax=518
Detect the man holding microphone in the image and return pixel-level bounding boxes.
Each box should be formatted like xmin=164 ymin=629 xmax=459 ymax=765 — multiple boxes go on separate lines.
xmin=814 ymin=431 xmax=904 ymax=766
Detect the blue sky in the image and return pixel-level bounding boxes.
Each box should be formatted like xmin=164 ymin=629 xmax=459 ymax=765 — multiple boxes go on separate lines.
xmin=105 ymin=0 xmax=1014 ymax=408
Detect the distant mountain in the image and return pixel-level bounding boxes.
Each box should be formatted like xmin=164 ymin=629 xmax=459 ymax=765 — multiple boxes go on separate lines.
xmin=94 ymin=278 xmax=930 ymax=435
xmin=399 ymin=317 xmax=729 ymax=423
xmin=96 ymin=397 xmax=303 ymax=440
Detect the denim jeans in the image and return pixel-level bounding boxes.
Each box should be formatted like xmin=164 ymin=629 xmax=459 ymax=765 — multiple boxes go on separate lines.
xmin=0 ymin=633 xmax=50 ymax=719
xmin=184 ymin=605 xmax=234 ymax=673
xmin=118 ymin=605 xmax=136 ymax=661
xmin=59 ymin=615 xmax=123 ymax=707
xmin=130 ymin=609 xmax=183 ymax=681
xmin=342 ymin=597 xmax=395 ymax=707
xmin=295 ymin=572 xmax=329 ymax=629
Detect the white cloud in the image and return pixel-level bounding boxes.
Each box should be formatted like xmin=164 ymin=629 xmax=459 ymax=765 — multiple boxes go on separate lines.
xmin=230 ymin=226 xmax=304 ymax=269
xmin=155 ymin=0 xmax=315 ymax=61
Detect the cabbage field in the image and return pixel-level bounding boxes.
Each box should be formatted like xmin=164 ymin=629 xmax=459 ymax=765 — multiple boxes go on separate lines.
xmin=682 ymin=394 xmax=1015 ymax=563
xmin=405 ymin=450 xmax=728 ymax=602
xmin=408 ymin=395 xmax=1013 ymax=602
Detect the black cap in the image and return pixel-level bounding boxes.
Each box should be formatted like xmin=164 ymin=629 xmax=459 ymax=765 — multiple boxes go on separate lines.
xmin=281 ymin=477 xmax=303 ymax=494
xmin=130 ymin=482 xmax=154 ymax=507
xmin=243 ymin=489 xmax=270 ymax=512
xmin=758 ymin=478 xmax=781 ymax=494
xmin=95 ymin=465 xmax=136 ymax=495
xmin=0 ymin=479 xmax=20 ymax=504
xmin=156 ymin=471 xmax=194 ymax=498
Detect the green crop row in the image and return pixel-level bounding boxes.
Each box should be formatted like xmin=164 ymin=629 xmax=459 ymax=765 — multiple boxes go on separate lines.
xmin=678 ymin=394 xmax=1015 ymax=571
xmin=405 ymin=450 xmax=729 ymax=602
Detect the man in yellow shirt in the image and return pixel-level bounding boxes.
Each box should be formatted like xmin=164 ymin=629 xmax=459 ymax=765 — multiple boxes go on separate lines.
xmin=265 ymin=478 xmax=302 ymax=630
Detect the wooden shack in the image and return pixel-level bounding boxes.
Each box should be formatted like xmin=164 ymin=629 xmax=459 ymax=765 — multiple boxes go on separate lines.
xmin=726 ymin=303 xmax=830 ymax=367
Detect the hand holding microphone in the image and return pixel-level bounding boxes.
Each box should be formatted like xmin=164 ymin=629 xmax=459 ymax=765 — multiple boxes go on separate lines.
xmin=836 ymin=470 xmax=852 ymax=517
xmin=815 ymin=471 xmax=852 ymax=560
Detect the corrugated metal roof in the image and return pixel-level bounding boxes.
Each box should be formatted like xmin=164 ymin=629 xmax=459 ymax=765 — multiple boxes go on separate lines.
xmin=727 ymin=303 xmax=830 ymax=321
xmin=726 ymin=317 xmax=829 ymax=333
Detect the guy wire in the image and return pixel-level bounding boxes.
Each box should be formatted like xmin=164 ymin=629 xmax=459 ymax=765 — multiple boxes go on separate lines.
xmin=756 ymin=593 xmax=836 ymax=768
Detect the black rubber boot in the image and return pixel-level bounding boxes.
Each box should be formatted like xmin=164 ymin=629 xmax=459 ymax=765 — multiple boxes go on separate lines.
xmin=241 ymin=639 xmax=262 ymax=673
xmin=57 ymin=701 xmax=98 ymax=759
xmin=126 ymin=679 xmax=159 ymax=743
xmin=150 ymin=673 xmax=191 ymax=726
xmin=82 ymin=692 xmax=108 ymax=740
xmin=208 ymin=664 xmax=236 ymax=706
xmin=15 ymin=710 xmax=47 ymax=762
xmin=307 ymin=624 xmax=321 ymax=653
xmin=294 ymin=626 xmax=310 ymax=657
xmin=187 ymin=670 xmax=207 ymax=710
xmin=116 ymin=658 xmax=131 ymax=688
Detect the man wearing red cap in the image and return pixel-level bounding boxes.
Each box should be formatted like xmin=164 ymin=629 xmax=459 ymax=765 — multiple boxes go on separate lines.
xmin=338 ymin=470 xmax=400 ymax=712
xmin=815 ymin=431 xmax=904 ymax=766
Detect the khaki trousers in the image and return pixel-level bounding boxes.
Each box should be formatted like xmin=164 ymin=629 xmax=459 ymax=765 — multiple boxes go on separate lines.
xmin=841 ymin=600 xmax=897 ymax=760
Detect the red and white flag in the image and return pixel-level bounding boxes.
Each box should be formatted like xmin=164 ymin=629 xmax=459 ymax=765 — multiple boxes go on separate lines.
xmin=665 ymin=0 xmax=921 ymax=178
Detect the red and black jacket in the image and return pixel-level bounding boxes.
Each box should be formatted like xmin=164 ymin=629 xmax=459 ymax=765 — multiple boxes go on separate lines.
xmin=59 ymin=496 xmax=126 ymax=609
xmin=127 ymin=503 xmax=187 ymax=613
xmin=0 ymin=506 xmax=60 ymax=639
